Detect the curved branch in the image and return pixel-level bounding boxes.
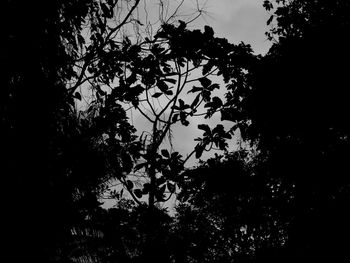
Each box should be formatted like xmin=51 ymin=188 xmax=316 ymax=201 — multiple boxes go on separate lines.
xmin=104 ymin=0 xmax=141 ymax=46
xmin=163 ymin=192 xmax=174 ymax=203
xmin=183 ymin=148 xmax=196 ymax=166
xmin=135 ymin=105 xmax=154 ymax=123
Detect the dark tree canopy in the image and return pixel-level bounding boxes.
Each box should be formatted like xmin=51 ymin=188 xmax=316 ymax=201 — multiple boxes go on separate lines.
xmin=1 ymin=0 xmax=129 ymax=262
xmin=170 ymin=0 xmax=350 ymax=262
xmin=174 ymin=151 xmax=293 ymax=263
xmin=215 ymin=0 xmax=350 ymax=262
xmin=2 ymin=1 xmax=350 ymax=263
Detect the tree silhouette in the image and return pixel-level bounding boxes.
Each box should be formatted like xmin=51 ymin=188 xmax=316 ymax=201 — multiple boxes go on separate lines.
xmin=4 ymin=0 xmax=349 ymax=262
xmin=92 ymin=21 xmax=254 ymax=207
xmin=222 ymin=0 xmax=350 ymax=262
xmin=171 ymin=1 xmax=350 ymax=262
xmin=3 ymin=0 xmax=238 ymax=262
xmin=79 ymin=17 xmax=256 ymax=261
xmin=1 ymin=0 xmax=149 ymax=262
xmin=173 ymin=149 xmax=294 ymax=263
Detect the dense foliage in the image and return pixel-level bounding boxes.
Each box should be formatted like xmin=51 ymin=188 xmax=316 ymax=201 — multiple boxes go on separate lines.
xmin=1 ymin=0 xmax=141 ymax=262
xmin=2 ymin=0 xmax=349 ymax=262
xmin=209 ymin=0 xmax=350 ymax=262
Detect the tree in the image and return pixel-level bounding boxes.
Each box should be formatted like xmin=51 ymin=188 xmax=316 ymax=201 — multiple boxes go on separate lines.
xmin=172 ymin=148 xmax=294 ymax=263
xmin=223 ymin=0 xmax=350 ymax=262
xmin=168 ymin=1 xmax=350 ymax=262
xmin=77 ymin=16 xmax=257 ymax=261
xmin=1 ymin=1 xmax=151 ymax=262
xmin=90 ymin=20 xmax=255 ymax=205
xmin=3 ymin=0 xmax=242 ymax=262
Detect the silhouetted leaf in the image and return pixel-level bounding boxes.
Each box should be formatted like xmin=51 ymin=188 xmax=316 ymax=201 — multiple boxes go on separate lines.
xmin=126 ymin=180 xmax=133 ymax=189
xmin=152 ymin=92 xmax=162 ymax=98
xmin=191 ymin=94 xmax=201 ymax=108
xmin=181 ymin=119 xmax=189 ymax=126
xmin=188 ymin=86 xmax=203 ymax=94
xmin=195 ymin=144 xmax=204 ymax=158
xmin=207 ymin=83 xmax=220 ymax=91
xmin=263 ymin=0 xmax=273 ymax=11
xmin=202 ymin=61 xmax=214 ymax=75
xmin=178 ymin=99 xmax=190 ymax=109
xmin=172 ymin=114 xmax=179 ymax=122
xmin=167 ymin=182 xmax=176 ymax=193
xmin=199 ymin=77 xmax=212 ymax=88
xmin=134 ymin=189 xmax=143 ymax=198
xmin=204 ymin=25 xmax=214 ymax=37
xmin=74 ymin=92 xmax=82 ymax=101
xmin=164 ymin=89 xmax=173 ymax=96
xmin=267 ymin=15 xmax=274 ymax=25
xmin=142 ymin=183 xmax=150 ymax=194
xmin=157 ymin=80 xmax=168 ymax=92
xmin=161 ymin=149 xmax=170 ymax=158
xmin=198 ymin=124 xmax=211 ymax=134
xmin=211 ymin=96 xmax=223 ymax=108
xmin=134 ymin=162 xmax=147 ymax=171
xmin=178 ymin=20 xmax=186 ymax=30
xmin=135 ymin=20 xmax=144 ymax=26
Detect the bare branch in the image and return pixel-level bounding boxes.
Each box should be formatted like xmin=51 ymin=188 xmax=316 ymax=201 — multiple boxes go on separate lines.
xmin=135 ymin=105 xmax=154 ymax=123
xmin=104 ymin=0 xmax=142 ymax=46
xmin=145 ymin=85 xmax=158 ymax=116
xmin=183 ymin=148 xmax=196 ymax=165
xmin=163 ymin=192 xmax=174 ymax=203
xmin=166 ymin=0 xmax=185 ymax=24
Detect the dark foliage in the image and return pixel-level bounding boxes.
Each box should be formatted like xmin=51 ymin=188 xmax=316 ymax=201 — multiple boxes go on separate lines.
xmin=2 ymin=0 xmax=349 ymax=262
xmin=175 ymin=151 xmax=292 ymax=263
xmin=1 ymin=1 xmax=115 ymax=262
xmin=219 ymin=0 xmax=350 ymax=262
